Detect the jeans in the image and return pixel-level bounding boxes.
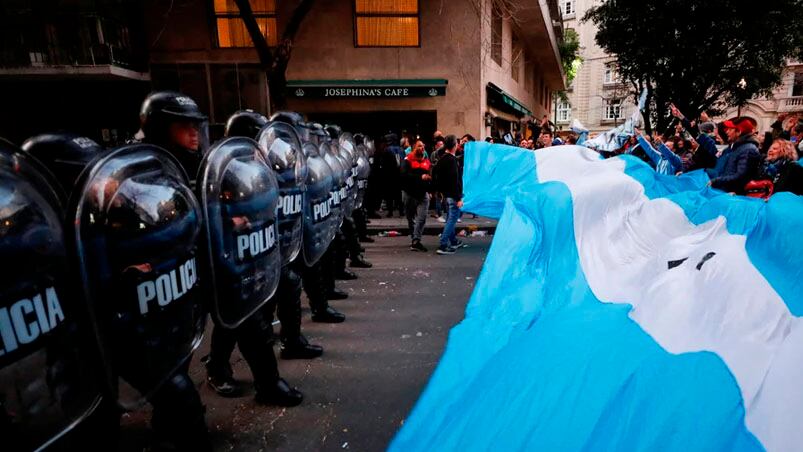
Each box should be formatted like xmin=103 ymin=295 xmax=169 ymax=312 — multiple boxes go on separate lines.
xmin=440 ymin=197 xmax=460 ymax=248
xmin=434 ymin=192 xmax=446 ymax=217
xmin=404 ymin=192 xmax=430 ymax=242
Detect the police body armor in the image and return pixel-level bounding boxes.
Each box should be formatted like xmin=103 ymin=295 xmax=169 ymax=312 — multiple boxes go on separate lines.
xmin=0 ymin=139 xmax=102 ymax=451
xmin=256 ymin=122 xmax=306 ymax=266
xmin=70 ymin=144 xmax=205 ymax=408
xmin=299 ymin=142 xmax=336 ymax=266
xmin=198 ymin=137 xmax=281 ymax=329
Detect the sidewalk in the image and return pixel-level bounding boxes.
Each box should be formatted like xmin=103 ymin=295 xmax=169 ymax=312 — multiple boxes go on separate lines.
xmin=364 ymin=211 xmax=497 ymax=236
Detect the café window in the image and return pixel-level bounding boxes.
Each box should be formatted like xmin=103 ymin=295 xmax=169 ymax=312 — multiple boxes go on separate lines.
xmin=214 ymin=0 xmax=277 ymax=47
xmin=354 ymin=0 xmax=420 ymax=47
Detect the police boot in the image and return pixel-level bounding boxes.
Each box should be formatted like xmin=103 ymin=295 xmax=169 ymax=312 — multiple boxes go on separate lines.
xmin=202 ymin=354 xmax=240 ymax=397
xmin=336 ymin=268 xmax=358 ymax=280
xmin=328 ymin=287 xmax=349 ymax=300
xmin=350 ymin=255 xmax=373 ymax=268
xmin=312 ymin=306 xmax=346 ymax=323
xmin=280 ymin=334 xmax=324 ymax=360
xmin=254 ymin=378 xmax=303 ymax=407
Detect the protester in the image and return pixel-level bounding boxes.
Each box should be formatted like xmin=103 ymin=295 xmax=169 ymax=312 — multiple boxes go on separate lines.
xmin=401 ymin=140 xmax=433 ymax=251
xmin=433 ymin=135 xmax=465 ymax=255
xmin=633 ymin=129 xmax=683 ymax=175
xmin=709 ymin=118 xmax=761 ymax=194
xmin=430 ymin=135 xmax=447 ymax=221
xmin=669 ymin=105 xmax=719 ymax=172
xmin=537 ymin=130 xmax=553 ymax=149
xmin=757 ymin=138 xmax=803 ymax=195
xmin=380 ymin=133 xmax=405 ymax=217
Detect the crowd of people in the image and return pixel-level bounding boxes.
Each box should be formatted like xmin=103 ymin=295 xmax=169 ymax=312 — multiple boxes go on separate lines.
xmin=365 ymin=131 xmax=475 ymax=255
xmin=508 ymin=109 xmax=803 ymax=197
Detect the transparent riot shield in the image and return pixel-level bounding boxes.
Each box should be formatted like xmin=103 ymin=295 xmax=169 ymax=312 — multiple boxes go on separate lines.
xmin=321 ymin=142 xmax=345 ymax=229
xmin=300 ymin=142 xmax=336 ymax=266
xmin=256 ymin=122 xmax=306 ymax=266
xmin=0 ymin=139 xmax=103 ymax=451
xmin=354 ymin=143 xmax=371 ymax=209
xmin=70 ymin=144 xmax=206 ymax=409
xmin=198 ymin=137 xmax=281 ymax=329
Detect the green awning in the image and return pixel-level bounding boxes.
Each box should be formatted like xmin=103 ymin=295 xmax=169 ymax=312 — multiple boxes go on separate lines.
xmin=486 ymin=82 xmax=532 ymax=116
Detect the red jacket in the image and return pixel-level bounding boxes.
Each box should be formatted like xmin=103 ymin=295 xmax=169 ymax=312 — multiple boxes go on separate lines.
xmin=401 ymin=153 xmax=432 ymax=199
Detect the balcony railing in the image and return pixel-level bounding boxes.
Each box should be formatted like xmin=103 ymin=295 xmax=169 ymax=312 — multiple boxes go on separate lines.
xmin=0 ymin=13 xmax=146 ymax=71
xmin=779 ymin=96 xmax=803 ymax=112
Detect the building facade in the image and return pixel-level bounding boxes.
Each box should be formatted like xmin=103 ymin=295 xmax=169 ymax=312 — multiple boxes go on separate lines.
xmin=558 ymin=0 xmax=635 ymax=134
xmin=718 ymin=62 xmax=803 ymax=133
xmin=0 ymin=0 xmax=151 ymax=145
xmin=559 ymin=0 xmax=803 ymax=136
xmin=145 ymin=0 xmax=565 ymax=143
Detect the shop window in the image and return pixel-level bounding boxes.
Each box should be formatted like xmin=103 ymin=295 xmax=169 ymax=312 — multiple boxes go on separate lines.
xmin=491 ymin=4 xmax=502 ymax=66
xmin=354 ymin=0 xmax=419 ymax=47
xmin=214 ymin=0 xmax=277 ymax=48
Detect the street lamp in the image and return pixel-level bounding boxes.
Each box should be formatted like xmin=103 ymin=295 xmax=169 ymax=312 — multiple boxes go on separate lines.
xmin=737 ymin=77 xmax=747 ymax=116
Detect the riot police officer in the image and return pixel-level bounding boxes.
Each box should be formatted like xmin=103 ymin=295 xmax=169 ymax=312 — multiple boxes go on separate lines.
xmin=139 ymin=94 xmax=303 ymax=408
xmin=0 ymin=138 xmax=105 ymax=452
xmin=325 ymin=125 xmax=372 ymax=282
xmin=274 ymin=116 xmax=349 ymax=316
xmin=200 ymin=110 xmax=325 ymax=402
xmin=26 ymin=131 xmax=211 ymax=450
xmin=352 ymin=133 xmax=373 ymax=243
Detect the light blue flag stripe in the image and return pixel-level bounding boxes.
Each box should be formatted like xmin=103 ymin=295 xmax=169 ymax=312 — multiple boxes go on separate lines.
xmin=389 ymin=142 xmax=803 ymax=451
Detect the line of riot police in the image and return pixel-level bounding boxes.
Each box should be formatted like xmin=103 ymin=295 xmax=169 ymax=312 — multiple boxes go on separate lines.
xmin=0 ymin=91 xmax=374 ymax=451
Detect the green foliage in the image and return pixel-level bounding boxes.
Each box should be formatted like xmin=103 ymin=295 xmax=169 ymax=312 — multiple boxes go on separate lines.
xmin=584 ymin=0 xmax=803 ymax=128
xmin=559 ymin=28 xmax=583 ymax=85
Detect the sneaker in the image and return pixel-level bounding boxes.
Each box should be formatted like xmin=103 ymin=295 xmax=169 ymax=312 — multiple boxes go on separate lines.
xmin=451 ymin=240 xmax=468 ymax=249
xmin=410 ymin=240 xmax=428 ymax=252
xmin=436 ymin=245 xmax=456 ymax=255
xmin=437 ymin=216 xmax=446 ymax=223
xmin=457 ymin=218 xmax=462 ymax=223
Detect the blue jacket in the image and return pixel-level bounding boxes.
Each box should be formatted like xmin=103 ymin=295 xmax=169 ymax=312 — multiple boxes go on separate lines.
xmin=636 ymin=135 xmax=683 ymax=175
xmin=710 ymin=134 xmax=761 ymax=194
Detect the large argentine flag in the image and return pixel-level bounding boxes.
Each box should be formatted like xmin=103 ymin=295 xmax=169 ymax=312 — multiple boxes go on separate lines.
xmin=389 ymin=143 xmax=803 ymax=451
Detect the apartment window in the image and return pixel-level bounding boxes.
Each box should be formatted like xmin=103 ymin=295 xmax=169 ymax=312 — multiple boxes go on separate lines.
xmin=557 ymin=101 xmax=571 ymax=122
xmin=793 ymin=71 xmax=803 ymax=97
xmin=511 ymin=33 xmax=522 ymax=82
xmin=561 ymin=0 xmax=575 ymax=16
xmin=491 ymin=4 xmax=503 ymax=66
xmin=603 ymin=63 xmax=619 ymax=84
xmin=214 ymin=0 xmax=277 ymax=48
xmin=603 ymin=98 xmax=623 ymax=120
xmin=524 ymin=59 xmax=533 ymax=92
xmin=354 ymin=0 xmax=419 ymax=47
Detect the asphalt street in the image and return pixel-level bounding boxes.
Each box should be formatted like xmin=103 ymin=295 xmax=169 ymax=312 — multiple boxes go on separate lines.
xmin=121 ymin=234 xmax=492 ymax=452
